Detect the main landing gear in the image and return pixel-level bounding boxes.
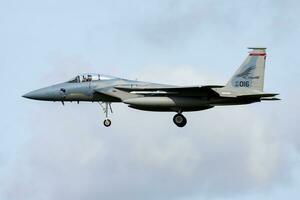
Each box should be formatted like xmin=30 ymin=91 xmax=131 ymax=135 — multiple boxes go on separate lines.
xmin=98 ymin=102 xmax=113 ymax=127
xmin=98 ymin=103 xmax=187 ymax=128
xmin=173 ymin=113 xmax=187 ymax=127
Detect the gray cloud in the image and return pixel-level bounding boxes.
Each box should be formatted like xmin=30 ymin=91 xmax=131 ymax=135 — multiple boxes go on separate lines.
xmin=135 ymin=0 xmax=300 ymax=49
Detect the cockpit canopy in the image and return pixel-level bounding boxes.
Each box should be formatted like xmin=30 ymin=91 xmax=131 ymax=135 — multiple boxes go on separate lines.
xmin=68 ymin=73 xmax=117 ymax=83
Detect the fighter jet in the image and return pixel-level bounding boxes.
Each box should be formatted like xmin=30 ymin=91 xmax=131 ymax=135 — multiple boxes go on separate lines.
xmin=23 ymin=48 xmax=279 ymax=127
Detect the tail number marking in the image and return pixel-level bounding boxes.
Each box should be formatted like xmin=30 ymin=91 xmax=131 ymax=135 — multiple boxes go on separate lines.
xmin=235 ymin=81 xmax=250 ymax=87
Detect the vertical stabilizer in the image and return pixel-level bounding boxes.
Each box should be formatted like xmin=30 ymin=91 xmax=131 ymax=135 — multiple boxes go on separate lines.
xmin=225 ymin=48 xmax=267 ymax=91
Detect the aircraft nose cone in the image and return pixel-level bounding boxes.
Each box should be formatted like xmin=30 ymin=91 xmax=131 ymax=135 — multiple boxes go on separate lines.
xmin=22 ymin=92 xmax=32 ymax=99
xmin=22 ymin=90 xmax=44 ymax=100
xmin=22 ymin=87 xmax=53 ymax=100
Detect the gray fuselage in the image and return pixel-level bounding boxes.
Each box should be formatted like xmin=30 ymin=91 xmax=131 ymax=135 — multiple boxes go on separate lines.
xmin=23 ymin=77 xmax=259 ymax=112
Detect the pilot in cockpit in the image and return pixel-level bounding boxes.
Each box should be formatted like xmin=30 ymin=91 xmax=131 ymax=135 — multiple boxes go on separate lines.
xmin=82 ymin=76 xmax=87 ymax=82
xmin=87 ymin=75 xmax=92 ymax=82
xmin=67 ymin=74 xmax=116 ymax=83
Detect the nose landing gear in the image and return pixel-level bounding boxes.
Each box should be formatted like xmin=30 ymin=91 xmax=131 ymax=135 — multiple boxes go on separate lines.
xmin=98 ymin=102 xmax=113 ymax=127
xmin=103 ymin=119 xmax=112 ymax=127
xmin=173 ymin=113 xmax=187 ymax=127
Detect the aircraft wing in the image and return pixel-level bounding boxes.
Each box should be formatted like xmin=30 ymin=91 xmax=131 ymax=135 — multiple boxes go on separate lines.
xmin=114 ymin=85 xmax=223 ymax=97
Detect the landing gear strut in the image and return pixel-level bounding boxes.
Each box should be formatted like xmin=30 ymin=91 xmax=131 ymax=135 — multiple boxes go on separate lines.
xmin=173 ymin=113 xmax=187 ymax=127
xmin=98 ymin=102 xmax=113 ymax=127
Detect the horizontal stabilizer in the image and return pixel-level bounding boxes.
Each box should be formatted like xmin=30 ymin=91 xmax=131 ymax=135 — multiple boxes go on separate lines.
xmin=237 ymin=93 xmax=279 ymax=98
xmin=260 ymin=97 xmax=281 ymax=101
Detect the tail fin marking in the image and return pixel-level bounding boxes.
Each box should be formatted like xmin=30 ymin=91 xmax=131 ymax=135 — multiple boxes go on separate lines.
xmin=225 ymin=48 xmax=266 ymax=91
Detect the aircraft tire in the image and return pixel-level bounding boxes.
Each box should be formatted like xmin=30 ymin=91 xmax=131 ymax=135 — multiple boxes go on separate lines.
xmin=173 ymin=113 xmax=187 ymax=127
xmin=103 ymin=119 xmax=112 ymax=127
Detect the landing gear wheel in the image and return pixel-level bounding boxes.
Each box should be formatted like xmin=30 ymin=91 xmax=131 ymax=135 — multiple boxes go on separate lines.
xmin=173 ymin=113 xmax=187 ymax=127
xmin=98 ymin=102 xmax=113 ymax=127
xmin=103 ymin=119 xmax=112 ymax=127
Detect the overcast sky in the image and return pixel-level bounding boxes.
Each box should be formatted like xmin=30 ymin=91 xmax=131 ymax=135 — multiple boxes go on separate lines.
xmin=1 ymin=0 xmax=300 ymax=199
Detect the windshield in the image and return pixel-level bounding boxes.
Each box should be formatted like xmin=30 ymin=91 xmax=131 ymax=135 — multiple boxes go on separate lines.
xmin=68 ymin=73 xmax=116 ymax=83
